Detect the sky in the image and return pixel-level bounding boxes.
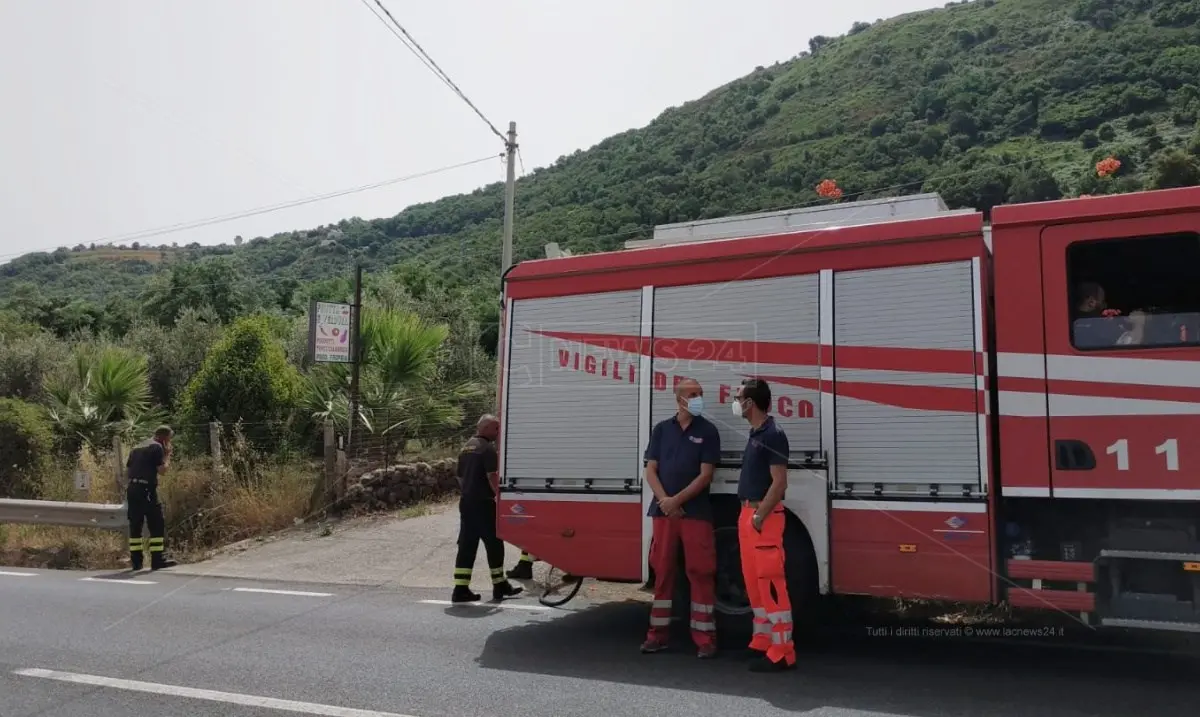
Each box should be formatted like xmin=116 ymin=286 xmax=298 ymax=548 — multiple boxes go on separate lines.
xmin=0 ymin=0 xmax=947 ymax=262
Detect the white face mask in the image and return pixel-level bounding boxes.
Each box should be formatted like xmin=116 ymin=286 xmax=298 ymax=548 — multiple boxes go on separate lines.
xmin=731 ymin=398 xmax=744 ymax=417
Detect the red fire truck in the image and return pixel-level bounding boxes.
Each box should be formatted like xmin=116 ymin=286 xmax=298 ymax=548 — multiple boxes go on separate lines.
xmin=495 ymin=187 xmax=1200 ymax=634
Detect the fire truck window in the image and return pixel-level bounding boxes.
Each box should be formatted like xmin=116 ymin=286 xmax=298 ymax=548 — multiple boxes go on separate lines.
xmin=1067 ymin=231 xmax=1200 ymax=350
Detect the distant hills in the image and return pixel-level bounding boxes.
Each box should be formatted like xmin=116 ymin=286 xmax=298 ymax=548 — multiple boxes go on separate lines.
xmin=5 ymin=0 xmax=1199 ymax=323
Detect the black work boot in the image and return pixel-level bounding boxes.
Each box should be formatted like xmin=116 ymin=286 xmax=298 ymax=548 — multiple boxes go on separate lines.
xmin=451 ymin=586 xmax=481 ymax=603
xmin=493 ymin=580 xmax=524 ymax=601
xmin=150 ymin=555 xmax=177 ymax=571
xmin=130 ymin=552 xmax=143 ymax=571
xmin=506 ymin=561 xmax=534 ymax=580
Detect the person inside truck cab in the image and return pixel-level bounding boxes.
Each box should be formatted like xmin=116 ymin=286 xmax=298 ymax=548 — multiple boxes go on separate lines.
xmin=1072 ymin=281 xmax=1145 ymax=348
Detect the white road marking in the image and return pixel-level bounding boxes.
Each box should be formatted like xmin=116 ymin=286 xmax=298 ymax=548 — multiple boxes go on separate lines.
xmin=232 ymin=587 xmax=334 ymax=598
xmin=14 ymin=668 xmax=417 ymax=717
xmin=0 ymin=570 xmax=37 ymax=577
xmin=80 ymin=577 xmax=157 ymax=585
xmin=417 ymin=598 xmax=551 ymax=612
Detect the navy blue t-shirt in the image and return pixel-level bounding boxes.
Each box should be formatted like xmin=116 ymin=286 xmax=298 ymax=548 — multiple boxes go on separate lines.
xmin=644 ymin=414 xmax=720 ymax=520
xmin=126 ymin=440 xmax=166 ymax=491
xmin=738 ymin=416 xmax=789 ymax=502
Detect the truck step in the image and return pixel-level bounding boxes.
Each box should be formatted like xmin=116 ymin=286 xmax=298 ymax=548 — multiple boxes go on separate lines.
xmin=1100 ymin=549 xmax=1200 ymax=563
xmin=1100 ymin=618 xmax=1200 ymax=634
xmin=1008 ymin=588 xmax=1095 ymax=612
xmin=1006 ymin=559 xmax=1095 ymax=583
xmin=1107 ymin=592 xmax=1197 ymax=623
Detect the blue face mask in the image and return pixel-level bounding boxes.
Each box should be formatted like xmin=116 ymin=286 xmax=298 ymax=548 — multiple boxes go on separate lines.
xmin=686 ymin=396 xmax=704 ymax=415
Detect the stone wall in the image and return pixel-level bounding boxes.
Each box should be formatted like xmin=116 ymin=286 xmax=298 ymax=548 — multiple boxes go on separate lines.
xmin=337 ymin=459 xmax=459 ymax=512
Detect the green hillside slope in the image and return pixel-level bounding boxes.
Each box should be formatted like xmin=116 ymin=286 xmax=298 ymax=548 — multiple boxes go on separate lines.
xmin=5 ymin=0 xmax=1200 ymax=326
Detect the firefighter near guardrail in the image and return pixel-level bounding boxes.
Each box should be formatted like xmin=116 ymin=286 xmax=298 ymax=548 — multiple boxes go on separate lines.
xmin=124 ymin=425 xmax=178 ymax=572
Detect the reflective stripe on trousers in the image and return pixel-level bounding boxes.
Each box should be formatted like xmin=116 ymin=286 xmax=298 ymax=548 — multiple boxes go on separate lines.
xmin=649 ymin=599 xmax=672 ymax=627
xmin=690 ymin=601 xmax=716 ymax=633
xmin=768 ymin=609 xmax=794 ymax=646
xmin=750 ymin=606 xmax=771 ymax=648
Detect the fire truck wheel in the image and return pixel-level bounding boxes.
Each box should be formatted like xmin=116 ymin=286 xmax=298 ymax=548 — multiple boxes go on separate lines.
xmin=712 ymin=523 xmax=753 ymax=617
xmin=781 ymin=511 xmax=821 ymax=639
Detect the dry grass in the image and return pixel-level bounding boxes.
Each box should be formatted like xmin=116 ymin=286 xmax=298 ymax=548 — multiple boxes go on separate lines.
xmin=0 ymin=444 xmax=319 ymax=570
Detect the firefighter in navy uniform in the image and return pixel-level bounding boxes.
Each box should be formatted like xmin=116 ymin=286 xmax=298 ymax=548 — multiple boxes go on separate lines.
xmin=732 ymin=378 xmax=796 ymax=673
xmin=126 ymin=425 xmax=177 ymax=571
xmin=451 ymin=414 xmax=524 ymax=603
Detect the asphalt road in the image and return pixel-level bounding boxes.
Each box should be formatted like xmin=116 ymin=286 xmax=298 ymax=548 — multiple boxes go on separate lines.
xmin=2 ymin=566 xmax=1199 ymax=717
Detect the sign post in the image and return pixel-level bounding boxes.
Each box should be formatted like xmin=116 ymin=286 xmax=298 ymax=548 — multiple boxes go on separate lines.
xmin=305 ymin=266 xmax=363 ymax=451
xmin=73 ymin=470 xmax=91 ymax=499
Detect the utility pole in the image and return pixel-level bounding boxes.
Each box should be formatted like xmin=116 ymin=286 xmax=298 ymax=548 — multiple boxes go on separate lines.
xmin=501 ymin=121 xmax=518 ymax=275
xmin=347 ymin=264 xmax=363 ymax=453
xmin=495 ymin=122 xmax=518 ymax=413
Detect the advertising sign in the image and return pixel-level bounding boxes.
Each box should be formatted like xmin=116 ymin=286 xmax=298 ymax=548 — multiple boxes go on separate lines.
xmin=308 ymin=301 xmax=354 ymax=363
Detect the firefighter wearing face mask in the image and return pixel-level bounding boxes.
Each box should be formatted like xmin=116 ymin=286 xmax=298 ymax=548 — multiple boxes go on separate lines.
xmin=640 ymin=378 xmax=721 ymax=658
xmin=731 ymin=378 xmax=796 ymax=673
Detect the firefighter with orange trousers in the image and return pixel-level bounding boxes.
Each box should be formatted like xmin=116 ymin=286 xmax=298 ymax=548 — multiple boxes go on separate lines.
xmin=731 ymin=378 xmax=796 ymax=672
xmin=640 ymin=378 xmax=720 ymax=658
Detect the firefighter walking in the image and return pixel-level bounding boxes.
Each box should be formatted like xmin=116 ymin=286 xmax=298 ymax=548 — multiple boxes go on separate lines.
xmin=732 ymin=378 xmax=796 ymax=672
xmin=451 ymin=414 xmax=524 ymax=603
xmin=640 ymin=378 xmax=720 ymax=658
xmin=126 ymin=425 xmax=177 ymax=572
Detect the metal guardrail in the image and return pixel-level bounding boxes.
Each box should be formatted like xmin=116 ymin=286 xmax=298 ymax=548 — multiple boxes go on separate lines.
xmin=0 ymin=499 xmax=127 ymax=531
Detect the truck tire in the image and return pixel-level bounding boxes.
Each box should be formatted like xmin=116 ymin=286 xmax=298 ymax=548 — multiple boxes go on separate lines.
xmin=781 ymin=511 xmax=820 ymax=639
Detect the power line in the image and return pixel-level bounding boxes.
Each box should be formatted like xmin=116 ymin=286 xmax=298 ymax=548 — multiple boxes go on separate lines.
xmin=359 ymin=0 xmax=506 ymax=143
xmin=1 ymin=155 xmax=500 ymax=261
xmin=4 ymin=94 xmax=1084 ymax=265
xmin=357 ymin=0 xmax=446 ymax=93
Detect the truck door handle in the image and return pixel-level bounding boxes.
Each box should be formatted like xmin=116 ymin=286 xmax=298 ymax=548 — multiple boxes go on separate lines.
xmin=1055 ymin=439 xmax=1096 ymax=470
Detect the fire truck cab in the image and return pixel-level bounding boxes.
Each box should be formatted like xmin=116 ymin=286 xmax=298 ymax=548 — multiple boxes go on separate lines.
xmin=495 ymin=187 xmax=1200 ymax=634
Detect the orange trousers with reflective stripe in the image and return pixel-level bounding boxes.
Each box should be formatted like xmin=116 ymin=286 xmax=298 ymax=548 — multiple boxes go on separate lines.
xmin=738 ymin=504 xmax=795 ymax=665
xmin=646 ymin=516 xmax=717 ymax=649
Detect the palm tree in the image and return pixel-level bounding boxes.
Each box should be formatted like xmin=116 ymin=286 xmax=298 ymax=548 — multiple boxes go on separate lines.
xmin=43 ymin=345 xmax=163 ymax=451
xmin=303 ymin=308 xmax=482 ymax=450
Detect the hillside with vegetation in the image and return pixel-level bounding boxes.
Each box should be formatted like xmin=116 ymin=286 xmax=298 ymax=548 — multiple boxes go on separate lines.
xmin=6 ymin=0 xmax=1200 ymax=318
xmin=3 ymin=0 xmax=1200 ymax=565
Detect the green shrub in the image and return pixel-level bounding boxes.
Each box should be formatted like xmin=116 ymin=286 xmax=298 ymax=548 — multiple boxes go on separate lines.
xmin=0 ymin=398 xmax=55 ymax=498
xmin=179 ymin=316 xmax=303 ymax=455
